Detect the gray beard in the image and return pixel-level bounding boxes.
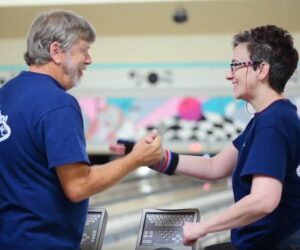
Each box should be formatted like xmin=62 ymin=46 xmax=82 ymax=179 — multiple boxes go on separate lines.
xmin=62 ymin=62 xmax=81 ymax=88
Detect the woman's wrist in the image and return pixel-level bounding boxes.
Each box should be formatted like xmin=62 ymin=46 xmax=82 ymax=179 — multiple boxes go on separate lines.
xmin=149 ymin=149 xmax=179 ymax=175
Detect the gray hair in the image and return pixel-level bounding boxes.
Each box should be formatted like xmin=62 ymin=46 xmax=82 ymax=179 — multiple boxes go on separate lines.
xmin=24 ymin=10 xmax=96 ymax=66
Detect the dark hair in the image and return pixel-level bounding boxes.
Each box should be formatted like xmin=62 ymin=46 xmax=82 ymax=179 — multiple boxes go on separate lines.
xmin=24 ymin=10 xmax=96 ymax=66
xmin=233 ymin=25 xmax=298 ymax=93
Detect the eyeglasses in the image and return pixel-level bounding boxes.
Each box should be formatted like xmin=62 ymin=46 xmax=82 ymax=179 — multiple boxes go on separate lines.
xmin=230 ymin=61 xmax=261 ymax=74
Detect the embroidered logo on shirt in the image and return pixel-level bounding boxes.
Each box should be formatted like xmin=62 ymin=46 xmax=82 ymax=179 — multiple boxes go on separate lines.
xmin=0 ymin=111 xmax=11 ymax=142
xmin=296 ymin=165 xmax=300 ymax=178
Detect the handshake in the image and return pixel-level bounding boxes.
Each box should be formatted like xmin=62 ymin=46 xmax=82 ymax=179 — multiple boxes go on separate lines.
xmin=110 ymin=132 xmax=179 ymax=175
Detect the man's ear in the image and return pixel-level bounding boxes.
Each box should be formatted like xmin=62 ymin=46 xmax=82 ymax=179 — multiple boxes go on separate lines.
xmin=49 ymin=41 xmax=63 ymax=64
xmin=257 ymin=62 xmax=270 ymax=81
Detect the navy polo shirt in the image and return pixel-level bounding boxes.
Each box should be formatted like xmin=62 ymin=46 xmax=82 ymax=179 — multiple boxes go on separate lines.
xmin=232 ymin=99 xmax=300 ymax=249
xmin=0 ymin=71 xmax=90 ymax=250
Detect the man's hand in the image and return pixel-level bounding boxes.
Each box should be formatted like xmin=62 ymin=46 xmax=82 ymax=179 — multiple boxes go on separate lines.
xmin=109 ymin=130 xmax=163 ymax=166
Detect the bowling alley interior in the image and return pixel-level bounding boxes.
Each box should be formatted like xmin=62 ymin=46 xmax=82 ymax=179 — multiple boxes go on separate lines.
xmin=0 ymin=0 xmax=300 ymax=249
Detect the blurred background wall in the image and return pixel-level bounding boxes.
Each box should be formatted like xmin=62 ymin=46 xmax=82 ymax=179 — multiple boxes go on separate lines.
xmin=1 ymin=0 xmax=300 ymax=64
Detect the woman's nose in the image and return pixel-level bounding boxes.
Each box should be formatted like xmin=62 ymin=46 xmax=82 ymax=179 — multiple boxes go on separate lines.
xmin=226 ymin=71 xmax=234 ymax=81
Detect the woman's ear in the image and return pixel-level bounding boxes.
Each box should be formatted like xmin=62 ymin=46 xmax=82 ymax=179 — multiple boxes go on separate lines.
xmin=49 ymin=41 xmax=63 ymax=64
xmin=257 ymin=62 xmax=270 ymax=81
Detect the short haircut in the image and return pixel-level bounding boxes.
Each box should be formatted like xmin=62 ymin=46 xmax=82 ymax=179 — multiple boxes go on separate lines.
xmin=24 ymin=10 xmax=96 ymax=66
xmin=233 ymin=25 xmax=298 ymax=93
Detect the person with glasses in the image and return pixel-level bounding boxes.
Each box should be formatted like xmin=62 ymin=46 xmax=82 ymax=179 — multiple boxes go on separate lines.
xmin=0 ymin=10 xmax=162 ymax=250
xmin=111 ymin=25 xmax=300 ymax=249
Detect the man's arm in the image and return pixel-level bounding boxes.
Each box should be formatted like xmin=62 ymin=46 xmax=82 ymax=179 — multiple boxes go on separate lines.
xmin=55 ymin=133 xmax=162 ymax=203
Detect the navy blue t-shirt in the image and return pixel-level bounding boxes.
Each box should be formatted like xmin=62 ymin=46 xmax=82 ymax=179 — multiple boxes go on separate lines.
xmin=0 ymin=71 xmax=90 ymax=250
xmin=232 ymin=99 xmax=300 ymax=249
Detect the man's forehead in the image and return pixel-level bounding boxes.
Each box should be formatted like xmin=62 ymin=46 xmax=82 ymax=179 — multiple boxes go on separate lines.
xmin=73 ymin=39 xmax=91 ymax=49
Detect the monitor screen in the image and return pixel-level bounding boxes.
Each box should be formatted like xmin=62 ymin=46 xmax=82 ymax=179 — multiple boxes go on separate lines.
xmin=140 ymin=211 xmax=195 ymax=246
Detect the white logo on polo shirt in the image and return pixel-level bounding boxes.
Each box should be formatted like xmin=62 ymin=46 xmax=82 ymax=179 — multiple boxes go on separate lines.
xmin=0 ymin=111 xmax=11 ymax=142
xmin=296 ymin=165 xmax=300 ymax=178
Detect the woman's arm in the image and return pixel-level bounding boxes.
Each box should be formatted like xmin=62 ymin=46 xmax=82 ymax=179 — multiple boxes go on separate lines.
xmin=176 ymin=143 xmax=238 ymax=180
xmin=183 ymin=174 xmax=282 ymax=245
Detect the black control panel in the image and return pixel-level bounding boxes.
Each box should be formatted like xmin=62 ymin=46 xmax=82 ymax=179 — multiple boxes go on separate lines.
xmin=136 ymin=208 xmax=200 ymax=250
xmin=80 ymin=208 xmax=108 ymax=250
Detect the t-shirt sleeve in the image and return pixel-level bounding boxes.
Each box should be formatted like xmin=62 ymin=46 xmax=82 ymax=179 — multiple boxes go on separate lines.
xmin=233 ymin=131 xmax=245 ymax=150
xmin=42 ymin=105 xmax=90 ymax=168
xmin=241 ymin=127 xmax=287 ymax=181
